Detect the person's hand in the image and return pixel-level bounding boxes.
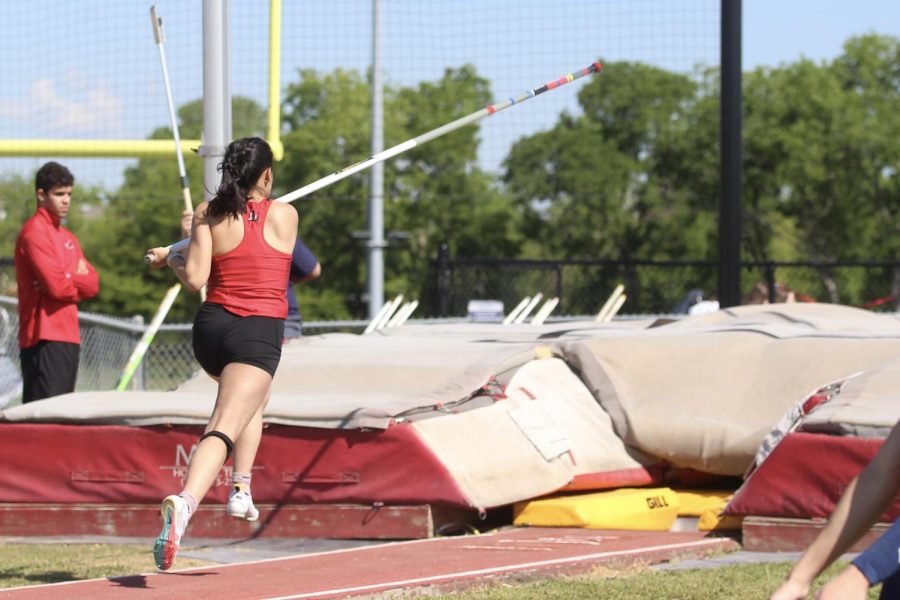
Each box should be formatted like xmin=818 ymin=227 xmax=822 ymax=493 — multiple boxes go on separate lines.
xmin=145 ymin=246 xmax=170 ymax=269
xmin=769 ymin=578 xmax=810 ymax=600
xmin=180 ymin=209 xmax=193 ymax=239
xmin=814 ymin=565 xmax=869 ymax=600
xmin=76 ymin=258 xmax=89 ymax=275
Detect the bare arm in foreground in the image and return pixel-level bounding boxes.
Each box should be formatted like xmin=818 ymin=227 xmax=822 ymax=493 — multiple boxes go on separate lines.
xmin=770 ymin=420 xmax=900 ymax=599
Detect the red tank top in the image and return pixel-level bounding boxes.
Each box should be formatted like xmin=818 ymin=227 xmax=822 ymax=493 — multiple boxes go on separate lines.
xmin=205 ymin=199 xmax=291 ymax=318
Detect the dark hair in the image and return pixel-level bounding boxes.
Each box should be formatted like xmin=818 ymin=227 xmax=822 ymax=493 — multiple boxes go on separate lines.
xmin=209 ymin=137 xmax=274 ymax=219
xmin=35 ymin=161 xmax=74 ymax=192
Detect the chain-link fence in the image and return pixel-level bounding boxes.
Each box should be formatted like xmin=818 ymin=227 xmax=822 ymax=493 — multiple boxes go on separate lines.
xmin=0 ymin=295 xmax=195 ymax=398
xmin=429 ymin=249 xmax=900 ymax=317
xmin=0 ymin=293 xmax=369 ymax=409
xmin=429 ymin=256 xmax=719 ymax=317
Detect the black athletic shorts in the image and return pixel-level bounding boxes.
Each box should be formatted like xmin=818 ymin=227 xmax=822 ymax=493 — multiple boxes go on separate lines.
xmin=192 ymin=303 xmax=284 ymax=377
xmin=20 ymin=340 xmax=80 ymax=403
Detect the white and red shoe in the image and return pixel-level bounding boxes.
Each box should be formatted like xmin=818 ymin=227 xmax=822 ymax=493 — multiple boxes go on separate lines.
xmin=154 ymin=495 xmax=190 ymax=570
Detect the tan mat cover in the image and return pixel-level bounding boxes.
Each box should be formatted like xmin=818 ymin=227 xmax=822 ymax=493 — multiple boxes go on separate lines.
xmin=1 ymin=333 xmax=546 ymax=429
xmin=558 ymin=303 xmax=900 ymax=475
xmin=411 ymin=357 xmax=654 ymax=508
xmin=799 ymin=356 xmax=900 ymax=437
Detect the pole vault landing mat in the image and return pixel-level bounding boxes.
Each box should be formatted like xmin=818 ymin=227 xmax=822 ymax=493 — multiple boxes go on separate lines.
xmin=0 ymin=528 xmax=737 ymax=599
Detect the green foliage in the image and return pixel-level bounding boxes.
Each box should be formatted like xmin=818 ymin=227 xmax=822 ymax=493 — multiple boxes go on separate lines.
xmin=506 ymin=62 xmax=709 ymax=261
xmin=504 ymin=61 xmax=715 ymax=309
xmin=741 ymin=34 xmax=900 ymax=303
xmin=279 ymin=69 xmax=372 ymax=315
xmin=280 ymin=65 xmax=521 ymax=316
xmin=0 ymin=174 xmax=33 ymax=260
xmin=504 ymin=38 xmax=900 ymax=310
xmin=293 ymin=285 xmax=351 ymax=321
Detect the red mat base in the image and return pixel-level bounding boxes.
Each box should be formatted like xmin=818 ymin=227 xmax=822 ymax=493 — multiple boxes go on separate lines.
xmin=742 ymin=516 xmax=890 ymax=552
xmin=0 ymin=502 xmax=480 ymax=539
xmin=0 ymin=422 xmax=471 ymax=507
xmin=726 ymin=432 xmax=900 ymax=521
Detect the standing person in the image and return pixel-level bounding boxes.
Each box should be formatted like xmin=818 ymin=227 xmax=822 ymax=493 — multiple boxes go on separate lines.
xmin=145 ymin=137 xmax=297 ymax=570
xmin=15 ymin=161 xmax=99 ymax=403
xmin=770 ymin=419 xmax=900 ymax=599
xmin=283 ymin=239 xmax=321 ymax=340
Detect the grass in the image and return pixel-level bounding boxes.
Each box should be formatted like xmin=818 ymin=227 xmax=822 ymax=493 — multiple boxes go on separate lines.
xmin=0 ymin=542 xmax=214 ymax=589
xmin=423 ymin=562 xmax=883 ymax=599
xmin=0 ymin=543 xmax=883 ymax=599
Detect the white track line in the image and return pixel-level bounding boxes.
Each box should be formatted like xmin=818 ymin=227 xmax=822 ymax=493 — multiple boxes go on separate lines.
xmin=263 ymin=538 xmax=729 ymax=600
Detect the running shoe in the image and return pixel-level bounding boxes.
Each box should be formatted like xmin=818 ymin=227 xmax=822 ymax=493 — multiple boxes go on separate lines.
xmin=154 ymin=494 xmax=190 ymax=570
xmin=227 ymin=490 xmax=259 ymax=522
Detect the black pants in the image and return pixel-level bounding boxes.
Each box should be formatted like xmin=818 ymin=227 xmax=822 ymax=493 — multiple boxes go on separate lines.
xmin=20 ymin=341 xmax=80 ymax=403
xmin=192 ymin=303 xmax=284 ymax=377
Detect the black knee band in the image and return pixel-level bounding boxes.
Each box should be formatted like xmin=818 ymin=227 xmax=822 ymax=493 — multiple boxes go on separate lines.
xmin=199 ymin=430 xmax=234 ymax=460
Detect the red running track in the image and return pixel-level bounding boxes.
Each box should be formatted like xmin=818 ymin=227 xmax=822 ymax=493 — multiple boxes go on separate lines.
xmin=0 ymin=528 xmax=737 ymax=599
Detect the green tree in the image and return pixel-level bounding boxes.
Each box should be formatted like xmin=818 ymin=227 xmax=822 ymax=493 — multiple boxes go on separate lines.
xmin=503 ymin=61 xmax=703 ymax=312
xmin=279 ymin=65 xmax=520 ymax=318
xmin=387 ymin=66 xmax=523 ymax=310
xmin=742 ymin=35 xmax=900 ymax=305
xmin=832 ymin=34 xmax=900 ymax=307
xmin=0 ymin=175 xmax=33 ymax=261
xmin=279 ymin=68 xmax=372 ymax=318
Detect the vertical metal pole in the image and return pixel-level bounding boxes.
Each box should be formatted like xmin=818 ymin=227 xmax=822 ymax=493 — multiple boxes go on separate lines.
xmin=719 ymin=0 xmax=742 ymax=307
xmin=436 ymin=243 xmax=450 ymax=317
xmin=765 ymin=263 xmax=776 ymax=303
xmin=222 ymin=0 xmax=232 ymax=141
xmin=201 ymin=0 xmax=228 ymax=200
xmin=556 ymin=264 xmax=563 ymax=307
xmin=267 ymin=0 xmax=284 ymax=158
xmin=367 ymin=0 xmax=385 ymax=319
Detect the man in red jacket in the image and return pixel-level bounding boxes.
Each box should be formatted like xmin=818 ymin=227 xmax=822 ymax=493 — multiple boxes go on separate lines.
xmin=15 ymin=162 xmax=99 ymax=403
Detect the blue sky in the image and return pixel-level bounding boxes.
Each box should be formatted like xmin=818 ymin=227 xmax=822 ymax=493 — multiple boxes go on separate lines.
xmin=0 ymin=1 xmax=897 ymax=189
xmin=745 ymin=0 xmax=900 ymax=68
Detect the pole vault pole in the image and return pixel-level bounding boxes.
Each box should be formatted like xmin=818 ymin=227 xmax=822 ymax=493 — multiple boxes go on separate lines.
xmin=116 ymin=283 xmax=181 ymax=391
xmin=151 ymin=5 xmax=194 ymax=214
xmin=119 ymin=6 xmax=196 ymax=390
xmin=149 ymin=60 xmax=603 ymax=260
xmin=280 ymin=60 xmax=602 ymax=203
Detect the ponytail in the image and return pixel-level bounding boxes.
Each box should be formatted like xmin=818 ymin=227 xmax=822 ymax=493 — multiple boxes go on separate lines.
xmin=208 ymin=137 xmax=274 ymax=219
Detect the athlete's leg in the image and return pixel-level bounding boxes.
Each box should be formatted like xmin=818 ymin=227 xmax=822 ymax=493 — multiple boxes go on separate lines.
xmin=227 ymin=385 xmax=271 ymax=520
xmin=181 ymin=362 xmax=273 ymax=502
xmin=232 ymin=384 xmax=271 ymax=473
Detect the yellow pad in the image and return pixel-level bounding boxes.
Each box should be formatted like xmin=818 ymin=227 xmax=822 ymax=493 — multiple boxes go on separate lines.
xmin=673 ymin=489 xmax=742 ymax=532
xmin=698 ymin=510 xmax=743 ymax=532
xmin=514 ymin=487 xmax=679 ymax=531
xmin=673 ymin=489 xmax=733 ymax=517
